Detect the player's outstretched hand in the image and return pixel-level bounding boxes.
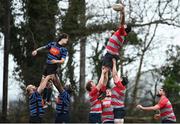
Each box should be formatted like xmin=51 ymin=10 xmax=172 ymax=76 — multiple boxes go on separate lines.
xmin=136 ymin=104 xmax=143 ymax=110
xmin=32 ymin=50 xmax=37 ymax=56
xmin=154 ymin=114 xmax=160 ymax=120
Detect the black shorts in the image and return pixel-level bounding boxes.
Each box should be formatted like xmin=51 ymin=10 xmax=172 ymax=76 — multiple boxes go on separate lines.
xmin=104 ymin=120 xmax=114 ymax=123
xmin=113 ymin=107 xmax=126 ymax=119
xmin=102 ymin=52 xmax=119 ymax=69
xmin=29 ymin=116 xmax=42 ymax=123
xmin=43 ymin=64 xmax=58 ymax=76
xmin=89 ymin=113 xmax=102 ymax=123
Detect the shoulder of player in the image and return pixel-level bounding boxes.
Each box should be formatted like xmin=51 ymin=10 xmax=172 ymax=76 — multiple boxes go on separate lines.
xmin=89 ymin=87 xmax=98 ymax=96
xmin=29 ymin=91 xmax=39 ymax=99
xmin=46 ymin=41 xmax=56 ymax=47
xmin=35 ymin=90 xmax=42 ymax=96
xmin=117 ymin=25 xmax=127 ymax=35
xmin=161 ymin=95 xmax=167 ymax=100
xmin=47 ymin=41 xmax=56 ymax=44
xmin=60 ymin=47 xmax=68 ymax=52
xmin=159 ymin=96 xmax=168 ymax=103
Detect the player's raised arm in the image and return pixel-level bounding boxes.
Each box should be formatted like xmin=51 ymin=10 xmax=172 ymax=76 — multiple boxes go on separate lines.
xmin=120 ymin=4 xmax=125 ymax=26
xmin=96 ymin=67 xmax=108 ymax=91
xmin=112 ymin=58 xmax=121 ymax=83
xmin=37 ymin=75 xmax=54 ymax=94
xmin=32 ymin=45 xmax=47 ymax=56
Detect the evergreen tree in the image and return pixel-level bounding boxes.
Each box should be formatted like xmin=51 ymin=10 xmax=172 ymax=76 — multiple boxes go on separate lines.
xmin=9 ymin=0 xmax=59 ymax=122
xmin=161 ymin=45 xmax=180 ymax=122
xmin=11 ymin=0 xmax=59 ymax=87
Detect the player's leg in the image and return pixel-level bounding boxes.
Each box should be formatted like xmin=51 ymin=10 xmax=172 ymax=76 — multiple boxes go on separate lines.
xmin=46 ymin=87 xmax=52 ymax=104
xmin=53 ymin=74 xmax=64 ymax=92
xmin=113 ymin=108 xmax=126 ymax=124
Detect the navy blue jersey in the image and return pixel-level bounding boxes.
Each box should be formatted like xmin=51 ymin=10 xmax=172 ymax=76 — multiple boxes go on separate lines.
xmin=29 ymin=91 xmax=44 ymax=117
xmin=46 ymin=42 xmax=68 ymax=64
xmin=56 ymin=90 xmax=71 ymax=114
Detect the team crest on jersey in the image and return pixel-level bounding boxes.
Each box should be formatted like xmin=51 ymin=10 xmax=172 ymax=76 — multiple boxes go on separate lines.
xmin=102 ymin=100 xmax=111 ymax=108
xmin=50 ymin=47 xmax=60 ymax=56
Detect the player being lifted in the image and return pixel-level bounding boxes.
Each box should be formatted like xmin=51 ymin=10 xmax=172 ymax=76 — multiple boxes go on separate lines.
xmin=32 ymin=33 xmax=69 ymax=97
xmin=102 ymin=2 xmax=131 ymax=69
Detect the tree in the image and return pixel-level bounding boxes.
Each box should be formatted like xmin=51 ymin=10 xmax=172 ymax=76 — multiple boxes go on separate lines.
xmin=2 ymin=0 xmax=11 ymax=121
xmin=124 ymin=0 xmax=180 ymax=108
xmin=161 ymin=45 xmax=180 ymax=100
xmin=0 ymin=0 xmax=5 ymax=32
xmin=61 ymin=0 xmax=96 ymax=122
xmin=8 ymin=0 xmax=59 ymax=122
xmin=160 ymin=45 xmax=180 ymax=122
xmin=10 ymin=0 xmax=59 ymax=87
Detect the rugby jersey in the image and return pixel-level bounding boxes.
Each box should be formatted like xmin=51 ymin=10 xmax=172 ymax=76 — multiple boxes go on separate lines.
xmin=29 ymin=91 xmax=44 ymax=117
xmin=56 ymin=90 xmax=71 ymax=114
xmin=158 ymin=96 xmax=176 ymax=122
xmin=89 ymin=87 xmax=102 ymax=113
xmin=46 ymin=42 xmax=68 ymax=64
xmin=106 ymin=26 xmax=127 ymax=55
xmin=101 ymin=98 xmax=114 ymax=123
xmin=111 ymin=80 xmax=126 ymax=109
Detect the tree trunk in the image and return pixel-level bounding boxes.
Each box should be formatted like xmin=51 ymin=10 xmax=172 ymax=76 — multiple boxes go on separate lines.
xmin=79 ymin=37 xmax=86 ymax=102
xmin=2 ymin=0 xmax=10 ymax=121
xmin=131 ymin=50 xmax=145 ymax=108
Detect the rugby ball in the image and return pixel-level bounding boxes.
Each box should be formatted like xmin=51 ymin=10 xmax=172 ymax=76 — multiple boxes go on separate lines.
xmin=112 ymin=3 xmax=124 ymax=11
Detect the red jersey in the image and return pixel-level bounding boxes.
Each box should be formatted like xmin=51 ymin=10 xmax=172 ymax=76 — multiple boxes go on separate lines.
xmin=101 ymin=98 xmax=114 ymax=123
xmin=111 ymin=80 xmax=126 ymax=109
xmin=89 ymin=87 xmax=102 ymax=113
xmin=158 ymin=96 xmax=176 ymax=122
xmin=106 ymin=26 xmax=127 ymax=56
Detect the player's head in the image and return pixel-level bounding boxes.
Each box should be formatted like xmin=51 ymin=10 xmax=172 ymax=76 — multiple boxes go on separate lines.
xmin=121 ymin=76 xmax=129 ymax=86
xmin=57 ymin=33 xmax=69 ymax=46
xmin=125 ymin=24 xmax=131 ymax=34
xmin=157 ymin=87 xmax=166 ymax=97
xmin=106 ymin=89 xmax=112 ymax=97
xmin=86 ymin=80 xmax=95 ymax=92
xmin=26 ymin=84 xmax=37 ymax=95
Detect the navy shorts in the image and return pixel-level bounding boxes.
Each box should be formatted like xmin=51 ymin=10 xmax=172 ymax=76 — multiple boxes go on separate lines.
xmin=55 ymin=113 xmax=70 ymax=123
xmin=89 ymin=113 xmax=102 ymax=123
xmin=43 ymin=64 xmax=58 ymax=76
xmin=102 ymin=52 xmax=119 ymax=69
xmin=113 ymin=108 xmax=126 ymax=119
